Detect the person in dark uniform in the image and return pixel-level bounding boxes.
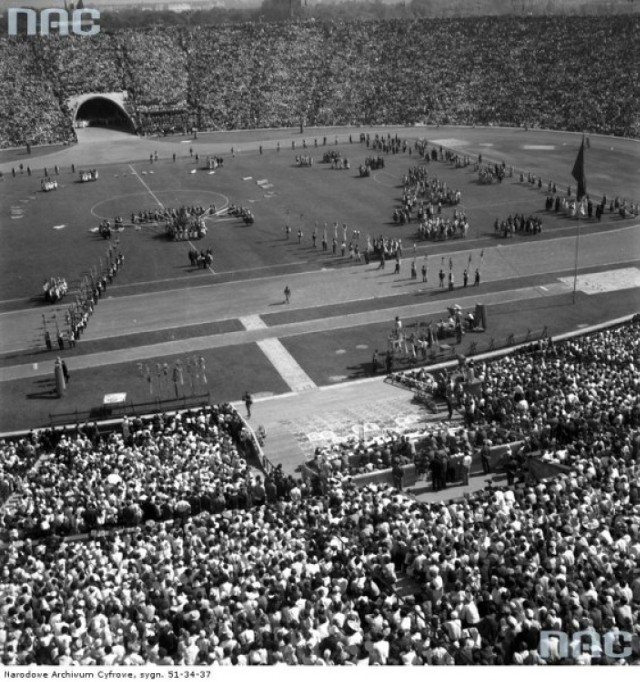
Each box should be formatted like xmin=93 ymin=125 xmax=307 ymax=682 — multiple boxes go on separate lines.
xmin=371 ymin=350 xmax=380 ymax=375
xmin=385 ymin=351 xmax=393 ymax=374
xmin=243 ymin=391 xmax=253 ymax=418
xmin=392 ymin=459 xmax=404 ymax=491
xmin=61 ymin=360 xmax=70 ymax=384
xmin=44 ymin=330 xmax=52 ymax=351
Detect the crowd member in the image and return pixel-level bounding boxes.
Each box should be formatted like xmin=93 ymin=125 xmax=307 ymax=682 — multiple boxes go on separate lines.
xmin=1 ymin=320 xmax=639 ymax=665
xmin=470 ymin=319 xmax=640 ymax=441
xmin=0 ymin=404 xmax=273 ymax=539
xmin=306 ymin=435 xmax=414 ymax=479
xmin=1 ymin=468 xmax=639 ymax=665
xmin=2 ymin=16 xmax=639 ymax=149
xmin=393 ymin=319 xmax=640 ymax=450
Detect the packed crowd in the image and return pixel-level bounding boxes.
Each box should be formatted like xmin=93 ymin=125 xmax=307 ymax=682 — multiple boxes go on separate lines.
xmin=466 ymin=320 xmax=640 ymax=438
xmin=394 ymin=319 xmax=640 ymax=451
xmin=2 ymin=15 xmax=638 ymax=147
xmin=0 ymin=39 xmax=75 ymax=148
xmin=1 ymin=467 xmax=639 ymax=664
xmin=305 ymin=434 xmax=416 ymax=479
xmin=0 ymin=404 xmax=279 ymax=539
xmin=1 ymin=317 xmax=640 ymax=665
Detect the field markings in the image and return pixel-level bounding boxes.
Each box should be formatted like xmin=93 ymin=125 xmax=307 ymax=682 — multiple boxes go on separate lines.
xmin=256 ymin=338 xmax=317 ymax=393
xmin=128 ymin=164 xmax=164 ymax=208
xmin=0 ymin=282 xmax=576 ymax=378
xmin=128 ymin=164 xmax=215 ymax=274
xmin=240 ymin=315 xmax=267 ymax=331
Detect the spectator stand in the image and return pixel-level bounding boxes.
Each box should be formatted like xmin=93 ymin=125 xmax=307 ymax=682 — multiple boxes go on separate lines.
xmin=0 ymin=402 xmax=255 ymax=542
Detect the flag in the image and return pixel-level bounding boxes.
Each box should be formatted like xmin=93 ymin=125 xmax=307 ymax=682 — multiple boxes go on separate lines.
xmin=571 ymin=137 xmax=587 ymax=201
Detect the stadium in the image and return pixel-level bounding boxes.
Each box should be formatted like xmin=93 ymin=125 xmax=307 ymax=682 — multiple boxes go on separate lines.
xmin=0 ymin=4 xmax=639 ymax=667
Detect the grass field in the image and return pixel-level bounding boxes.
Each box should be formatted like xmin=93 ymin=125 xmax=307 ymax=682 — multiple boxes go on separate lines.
xmin=1 ymin=134 xmax=635 ymax=307
xmin=0 ymin=126 xmax=638 ymax=433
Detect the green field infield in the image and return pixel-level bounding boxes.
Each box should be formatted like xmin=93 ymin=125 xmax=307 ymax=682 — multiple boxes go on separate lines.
xmin=1 ymin=134 xmax=632 ymax=308
xmin=279 ymin=287 xmax=640 ymax=387
xmin=0 ymin=341 xmax=291 ymax=432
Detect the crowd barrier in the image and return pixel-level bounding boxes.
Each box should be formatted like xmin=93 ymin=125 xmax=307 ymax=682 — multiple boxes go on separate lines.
xmin=47 ymin=391 xmax=212 ymax=427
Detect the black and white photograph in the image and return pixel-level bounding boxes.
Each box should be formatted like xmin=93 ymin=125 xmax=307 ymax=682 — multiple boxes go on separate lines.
xmin=0 ymin=0 xmax=639 ymax=670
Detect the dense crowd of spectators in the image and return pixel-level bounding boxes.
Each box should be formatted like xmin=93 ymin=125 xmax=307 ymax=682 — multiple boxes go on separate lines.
xmin=0 ymin=404 xmax=280 ymax=539
xmin=1 ymin=14 xmax=638 ymax=147
xmin=0 ymin=319 xmax=639 ymax=665
xmin=1 ymin=465 xmax=639 ymax=664
xmin=466 ymin=320 xmax=640 ymax=440
xmin=394 ymin=319 xmax=640 ymax=477
xmin=0 ymin=39 xmax=75 ymax=148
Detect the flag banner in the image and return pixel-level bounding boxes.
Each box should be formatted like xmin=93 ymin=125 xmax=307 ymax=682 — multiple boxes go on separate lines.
xmin=572 ymin=137 xmax=587 ymax=200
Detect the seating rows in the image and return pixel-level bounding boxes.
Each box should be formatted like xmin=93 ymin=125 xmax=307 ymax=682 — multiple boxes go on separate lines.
xmin=1 ymin=15 xmax=638 ymax=147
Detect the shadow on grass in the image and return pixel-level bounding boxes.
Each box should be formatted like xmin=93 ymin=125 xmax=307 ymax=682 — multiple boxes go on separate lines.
xmin=346 ymin=361 xmax=375 ymax=379
xmin=27 ymin=380 xmax=59 ymax=400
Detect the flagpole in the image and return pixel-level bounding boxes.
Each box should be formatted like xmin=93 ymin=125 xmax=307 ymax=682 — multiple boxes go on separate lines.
xmin=570 ymin=135 xmax=587 ymax=305
xmin=572 ymin=208 xmax=580 ymax=305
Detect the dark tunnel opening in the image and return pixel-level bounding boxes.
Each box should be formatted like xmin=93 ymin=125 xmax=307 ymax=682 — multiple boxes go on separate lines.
xmin=75 ymin=97 xmax=136 ymax=134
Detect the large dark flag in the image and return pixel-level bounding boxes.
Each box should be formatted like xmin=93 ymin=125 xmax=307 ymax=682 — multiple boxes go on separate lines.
xmin=572 ymin=137 xmax=587 ymax=201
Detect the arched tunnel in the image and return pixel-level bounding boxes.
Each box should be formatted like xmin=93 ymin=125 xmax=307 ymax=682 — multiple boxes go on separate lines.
xmin=74 ymin=96 xmax=136 ymax=133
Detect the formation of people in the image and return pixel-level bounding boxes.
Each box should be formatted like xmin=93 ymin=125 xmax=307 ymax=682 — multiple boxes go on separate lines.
xmin=41 ymin=277 xmax=68 ymax=304
xmin=43 ymin=247 xmax=125 ymax=352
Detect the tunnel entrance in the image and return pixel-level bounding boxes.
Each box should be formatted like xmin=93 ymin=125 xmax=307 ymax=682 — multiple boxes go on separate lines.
xmin=74 ymin=96 xmax=136 ymax=134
